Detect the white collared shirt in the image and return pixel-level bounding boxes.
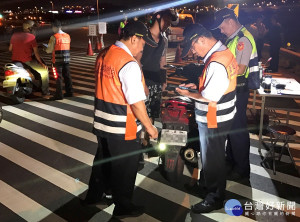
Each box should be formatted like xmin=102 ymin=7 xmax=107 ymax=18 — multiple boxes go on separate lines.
xmin=115 ymin=41 xmax=146 ymax=105
xmin=201 ymin=41 xmax=230 ymax=102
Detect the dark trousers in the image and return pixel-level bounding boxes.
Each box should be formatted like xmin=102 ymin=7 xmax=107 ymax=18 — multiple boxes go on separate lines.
xmin=86 ymin=136 xmax=141 ymax=209
xmin=54 ymin=63 xmax=73 ymax=98
xmin=269 ymin=45 xmax=280 ymax=72
xmin=197 ymin=122 xmax=231 ymax=204
xmin=226 ymin=90 xmax=250 ymax=177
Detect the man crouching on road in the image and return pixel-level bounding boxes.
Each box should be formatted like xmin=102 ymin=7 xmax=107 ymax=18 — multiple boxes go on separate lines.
xmin=85 ymin=21 xmax=158 ymax=219
xmin=176 ymin=24 xmax=238 ymax=213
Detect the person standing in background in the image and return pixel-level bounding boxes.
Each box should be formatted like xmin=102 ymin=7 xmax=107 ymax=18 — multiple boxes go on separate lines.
xmin=118 ymin=15 xmax=128 ymax=37
xmin=266 ymin=14 xmax=283 ymax=72
xmin=253 ymin=15 xmax=267 ymax=62
xmin=246 ymin=15 xmax=267 ymax=62
xmin=45 ymin=20 xmax=73 ymax=100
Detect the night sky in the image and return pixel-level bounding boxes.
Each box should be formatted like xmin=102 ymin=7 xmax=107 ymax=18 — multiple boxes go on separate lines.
xmin=0 ymin=0 xmax=165 ymax=10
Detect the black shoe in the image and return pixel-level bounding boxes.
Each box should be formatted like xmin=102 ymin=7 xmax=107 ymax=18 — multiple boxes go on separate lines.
xmin=191 ymin=200 xmax=223 ymax=214
xmin=113 ymin=204 xmax=144 ymax=219
xmin=50 ymin=96 xmax=63 ymax=100
xmin=64 ymin=92 xmax=73 ymax=97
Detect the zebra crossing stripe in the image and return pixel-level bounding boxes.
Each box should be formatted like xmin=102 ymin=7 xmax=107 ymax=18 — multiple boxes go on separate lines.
xmin=0 ymin=142 xmax=88 ymax=196
xmin=0 ymin=143 xmax=159 ymax=221
xmin=145 ymin=155 xmax=300 ymax=199
xmin=249 ymin=143 xmax=292 ymax=164
xmin=2 ymin=106 xmax=97 ymax=143
xmin=5 ymin=99 xmax=298 ymax=187
xmin=250 ymin=164 xmax=300 ymax=188
xmin=76 ymin=95 xmax=94 ymax=101
xmin=27 ymin=98 xmax=297 ymax=182
xmin=58 ymin=99 xmax=94 ymax=110
xmin=91 ymin=203 xmax=161 ymax=222
xmin=226 ymin=181 xmax=300 ymax=216
xmin=144 ymin=157 xmax=300 ymax=218
xmin=0 ymin=180 xmax=67 ymax=222
xmin=0 ymin=120 xmax=94 ymax=166
xmin=26 ymin=101 xmax=93 ymax=123
xmin=48 ymin=80 xmax=94 ymax=92
xmin=135 ymin=173 xmax=255 ymax=221
xmin=70 ymin=72 xmax=94 ymax=80
xmin=49 ymin=78 xmax=95 ymax=86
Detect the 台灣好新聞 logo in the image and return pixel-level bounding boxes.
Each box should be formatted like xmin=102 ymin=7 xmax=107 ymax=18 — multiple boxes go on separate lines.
xmin=225 ymin=199 xmax=243 ymax=216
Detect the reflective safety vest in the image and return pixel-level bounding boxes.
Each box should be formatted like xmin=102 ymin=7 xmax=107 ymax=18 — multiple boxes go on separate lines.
xmin=52 ymin=33 xmax=71 ymax=64
xmin=93 ymin=45 xmax=144 ymax=140
xmin=195 ymin=48 xmax=238 ymax=128
xmin=226 ymin=27 xmax=259 ymax=88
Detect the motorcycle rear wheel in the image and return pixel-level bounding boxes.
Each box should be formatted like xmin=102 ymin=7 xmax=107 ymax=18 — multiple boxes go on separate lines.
xmin=10 ymin=82 xmax=25 ymax=104
xmin=11 ymin=94 xmax=25 ymax=104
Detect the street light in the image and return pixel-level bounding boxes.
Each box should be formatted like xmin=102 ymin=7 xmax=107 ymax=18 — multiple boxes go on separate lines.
xmin=50 ymin=1 xmax=54 ymax=11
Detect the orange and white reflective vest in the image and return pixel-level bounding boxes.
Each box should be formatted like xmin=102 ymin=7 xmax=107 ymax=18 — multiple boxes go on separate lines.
xmin=52 ymin=33 xmax=71 ymax=64
xmin=93 ymin=45 xmax=145 ymax=140
xmin=195 ymin=48 xmax=238 ymax=128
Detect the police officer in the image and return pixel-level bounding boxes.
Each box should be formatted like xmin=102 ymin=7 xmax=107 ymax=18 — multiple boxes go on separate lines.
xmin=211 ymin=8 xmax=259 ymax=180
xmin=177 ymin=24 xmax=238 ymax=213
xmin=45 ymin=20 xmax=73 ymax=100
xmin=85 ymin=21 xmax=158 ymax=218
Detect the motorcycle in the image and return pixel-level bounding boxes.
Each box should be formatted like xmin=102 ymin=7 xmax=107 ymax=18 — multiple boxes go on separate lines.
xmin=2 ymin=56 xmax=49 ymax=104
xmin=156 ymin=63 xmax=204 ymax=183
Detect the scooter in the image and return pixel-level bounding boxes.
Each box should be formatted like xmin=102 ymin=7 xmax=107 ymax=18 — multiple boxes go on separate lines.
xmin=156 ymin=63 xmax=204 ymax=183
xmin=2 ymin=57 xmax=49 ymax=104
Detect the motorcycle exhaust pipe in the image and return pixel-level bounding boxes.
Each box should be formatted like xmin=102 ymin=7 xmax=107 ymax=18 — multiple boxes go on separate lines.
xmin=184 ymin=148 xmax=197 ymax=163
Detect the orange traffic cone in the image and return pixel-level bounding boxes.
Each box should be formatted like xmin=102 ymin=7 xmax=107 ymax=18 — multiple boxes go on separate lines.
xmin=175 ymin=44 xmax=182 ymax=63
xmin=94 ymin=37 xmax=101 ymax=52
xmin=100 ymin=34 xmax=105 ymax=49
xmin=87 ymin=39 xmax=94 ymax=56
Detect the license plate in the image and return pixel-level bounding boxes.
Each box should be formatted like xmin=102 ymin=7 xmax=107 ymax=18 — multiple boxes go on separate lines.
xmin=160 ymin=129 xmax=187 ymax=146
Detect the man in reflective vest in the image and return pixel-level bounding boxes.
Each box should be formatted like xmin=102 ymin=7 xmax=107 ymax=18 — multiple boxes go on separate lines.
xmin=177 ymin=24 xmax=238 ymax=213
xmin=85 ymin=21 xmax=158 ymax=218
xmin=211 ymin=8 xmax=259 ymax=181
xmin=45 ymin=20 xmax=73 ymax=100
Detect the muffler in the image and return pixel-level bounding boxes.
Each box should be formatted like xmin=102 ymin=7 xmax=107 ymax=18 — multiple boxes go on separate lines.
xmin=183 ymin=148 xmax=198 ymax=164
